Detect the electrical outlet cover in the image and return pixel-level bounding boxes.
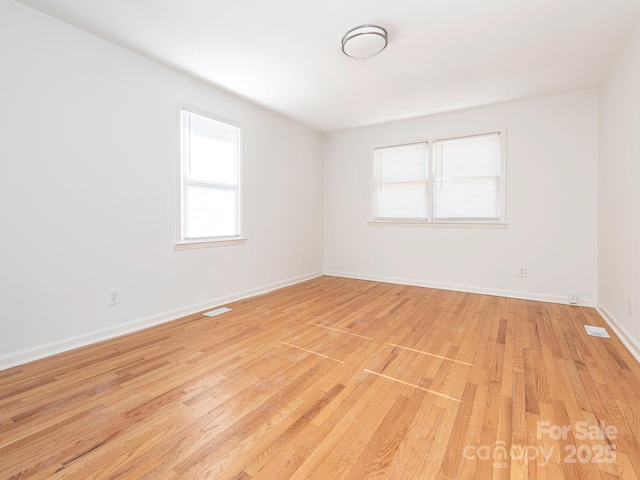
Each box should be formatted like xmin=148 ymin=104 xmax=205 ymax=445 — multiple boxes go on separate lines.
xmin=108 ymin=288 xmax=119 ymax=306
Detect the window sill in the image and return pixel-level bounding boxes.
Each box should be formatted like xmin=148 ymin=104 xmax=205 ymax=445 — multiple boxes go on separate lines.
xmin=368 ymin=221 xmax=508 ymax=229
xmin=174 ymin=237 xmax=247 ymax=250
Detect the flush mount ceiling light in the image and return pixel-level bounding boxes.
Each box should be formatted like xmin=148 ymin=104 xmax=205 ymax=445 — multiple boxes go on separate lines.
xmin=341 ymin=24 xmax=388 ymax=59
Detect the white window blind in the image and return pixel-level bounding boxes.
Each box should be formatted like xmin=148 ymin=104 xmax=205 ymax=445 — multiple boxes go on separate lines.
xmin=374 ymin=143 xmax=428 ymax=221
xmin=371 ymin=131 xmax=504 ymax=225
xmin=180 ymin=108 xmax=241 ymax=241
xmin=433 ymin=133 xmax=501 ymax=221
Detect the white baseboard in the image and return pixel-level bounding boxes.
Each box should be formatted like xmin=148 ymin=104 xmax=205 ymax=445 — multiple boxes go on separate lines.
xmin=324 ymin=270 xmax=597 ymax=307
xmin=0 ymin=271 xmax=323 ymax=372
xmin=596 ymin=303 xmax=640 ymax=364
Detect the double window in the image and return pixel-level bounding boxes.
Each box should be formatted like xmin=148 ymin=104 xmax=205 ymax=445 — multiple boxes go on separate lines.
xmin=372 ymin=131 xmax=505 ymax=224
xmin=178 ymin=107 xmax=242 ymax=245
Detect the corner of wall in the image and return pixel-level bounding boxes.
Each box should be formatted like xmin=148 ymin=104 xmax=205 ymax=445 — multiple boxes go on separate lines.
xmin=596 ymin=302 xmax=640 ymax=363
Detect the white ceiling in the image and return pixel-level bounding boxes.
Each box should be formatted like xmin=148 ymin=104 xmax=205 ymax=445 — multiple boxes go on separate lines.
xmin=16 ymin=0 xmax=640 ymax=132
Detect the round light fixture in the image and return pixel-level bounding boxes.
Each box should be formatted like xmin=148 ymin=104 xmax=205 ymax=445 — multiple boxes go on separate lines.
xmin=341 ymin=24 xmax=388 ymax=59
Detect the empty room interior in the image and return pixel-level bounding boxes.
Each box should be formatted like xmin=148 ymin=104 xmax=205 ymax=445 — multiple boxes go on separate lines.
xmin=3 ymin=0 xmax=640 ymax=478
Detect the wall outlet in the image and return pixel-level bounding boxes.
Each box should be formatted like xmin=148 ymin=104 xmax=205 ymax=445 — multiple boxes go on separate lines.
xmin=629 ymin=297 xmax=635 ymax=316
xmin=518 ymin=266 xmax=527 ymax=278
xmin=108 ymin=288 xmax=120 ymax=306
xmin=568 ymin=295 xmax=578 ymax=305
xmin=301 ymin=256 xmax=305 ymax=266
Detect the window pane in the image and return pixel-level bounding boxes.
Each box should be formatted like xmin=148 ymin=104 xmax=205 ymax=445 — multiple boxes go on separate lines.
xmin=376 ymin=181 xmax=428 ymax=219
xmin=378 ymin=143 xmax=428 ymax=184
xmin=184 ymin=184 xmax=238 ymax=238
xmin=434 ymin=134 xmax=500 ymax=179
xmin=374 ymin=143 xmax=428 ymax=220
xmin=188 ymin=111 xmax=239 ymax=144
xmin=434 ymin=177 xmax=500 ymax=220
xmin=188 ymin=133 xmax=238 ymax=184
xmin=433 ymin=133 xmax=501 ymax=221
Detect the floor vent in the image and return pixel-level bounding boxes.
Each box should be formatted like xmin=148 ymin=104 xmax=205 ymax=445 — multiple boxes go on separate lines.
xmin=584 ymin=325 xmax=610 ymax=338
xmin=204 ymin=307 xmax=232 ymax=317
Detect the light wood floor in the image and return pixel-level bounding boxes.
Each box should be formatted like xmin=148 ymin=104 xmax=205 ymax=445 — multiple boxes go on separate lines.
xmin=2 ymin=277 xmax=640 ymax=479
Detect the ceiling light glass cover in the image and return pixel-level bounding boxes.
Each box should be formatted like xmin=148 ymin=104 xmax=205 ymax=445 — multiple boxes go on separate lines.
xmin=342 ymin=24 xmax=388 ymax=59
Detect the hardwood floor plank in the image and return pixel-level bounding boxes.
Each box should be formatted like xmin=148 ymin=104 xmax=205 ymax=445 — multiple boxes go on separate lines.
xmin=348 ymin=389 xmax=426 ymax=479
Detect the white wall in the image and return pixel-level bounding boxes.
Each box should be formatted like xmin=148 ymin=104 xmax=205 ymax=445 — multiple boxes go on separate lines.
xmin=598 ymin=24 xmax=640 ymax=358
xmin=0 ymin=1 xmax=324 ymax=367
xmin=324 ymin=90 xmax=599 ymax=305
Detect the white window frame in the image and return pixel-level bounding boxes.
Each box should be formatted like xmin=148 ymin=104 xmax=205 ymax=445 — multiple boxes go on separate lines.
xmin=370 ymin=128 xmax=507 ymax=228
xmin=175 ymin=104 xmax=246 ymax=250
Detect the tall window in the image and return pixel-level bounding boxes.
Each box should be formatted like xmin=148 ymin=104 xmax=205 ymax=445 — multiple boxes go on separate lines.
xmin=180 ymin=107 xmax=242 ymax=243
xmin=374 ymin=143 xmax=429 ymax=221
xmin=372 ymin=131 xmax=505 ymax=224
